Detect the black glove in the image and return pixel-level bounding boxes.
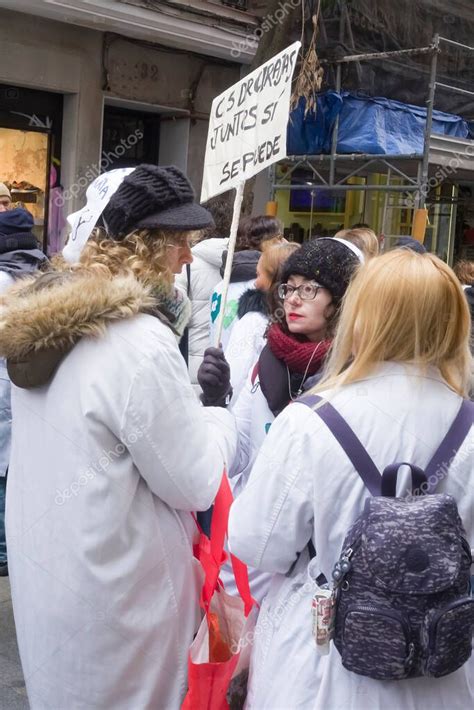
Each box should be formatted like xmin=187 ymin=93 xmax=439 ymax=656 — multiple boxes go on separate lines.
xmin=198 ymin=347 xmax=232 ymax=407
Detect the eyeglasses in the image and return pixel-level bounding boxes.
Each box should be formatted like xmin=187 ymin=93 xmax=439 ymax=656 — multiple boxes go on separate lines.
xmin=166 ymin=236 xmax=200 ymax=250
xmin=278 ymin=282 xmax=322 ymax=301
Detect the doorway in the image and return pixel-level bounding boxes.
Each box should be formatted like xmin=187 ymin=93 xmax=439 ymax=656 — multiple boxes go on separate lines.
xmin=102 ymin=105 xmax=160 ymax=171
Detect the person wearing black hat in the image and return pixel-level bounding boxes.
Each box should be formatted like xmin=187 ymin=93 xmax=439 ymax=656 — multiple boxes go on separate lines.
xmin=394 ymin=236 xmax=427 ymax=254
xmin=198 ymin=237 xmax=361 ymax=602
xmin=0 ymin=165 xmax=237 ymax=708
xmin=0 ymin=207 xmax=47 ymax=577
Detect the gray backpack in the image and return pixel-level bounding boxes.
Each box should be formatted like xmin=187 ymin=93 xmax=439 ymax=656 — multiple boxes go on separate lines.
xmin=303 ymin=395 xmax=474 ymax=680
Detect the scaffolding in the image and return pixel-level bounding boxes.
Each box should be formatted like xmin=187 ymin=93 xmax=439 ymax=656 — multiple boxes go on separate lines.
xmin=270 ymin=34 xmax=474 ymax=227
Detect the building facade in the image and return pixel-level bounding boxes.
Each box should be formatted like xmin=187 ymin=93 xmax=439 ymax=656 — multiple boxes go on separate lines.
xmin=0 ymin=0 xmax=260 ymax=252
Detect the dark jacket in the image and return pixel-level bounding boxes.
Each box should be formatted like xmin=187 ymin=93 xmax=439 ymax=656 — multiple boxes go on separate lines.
xmin=0 ymin=208 xmax=48 ymax=276
xmin=220 ymin=249 xmax=260 ymax=282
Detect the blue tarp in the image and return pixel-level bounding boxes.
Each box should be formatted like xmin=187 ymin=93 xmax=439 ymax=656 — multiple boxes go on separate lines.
xmin=287 ymin=92 xmax=470 ymax=156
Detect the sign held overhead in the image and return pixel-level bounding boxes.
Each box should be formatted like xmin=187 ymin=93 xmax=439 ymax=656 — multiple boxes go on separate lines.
xmin=201 ymin=41 xmax=301 ymax=202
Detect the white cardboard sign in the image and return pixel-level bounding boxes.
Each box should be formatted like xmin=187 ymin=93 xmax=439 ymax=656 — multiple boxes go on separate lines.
xmin=63 ymin=167 xmax=134 ymax=263
xmin=201 ymin=41 xmax=301 ymax=202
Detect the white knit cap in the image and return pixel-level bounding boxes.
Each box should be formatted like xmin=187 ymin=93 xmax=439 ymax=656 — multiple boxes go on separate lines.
xmin=0 ymin=182 xmax=11 ymax=200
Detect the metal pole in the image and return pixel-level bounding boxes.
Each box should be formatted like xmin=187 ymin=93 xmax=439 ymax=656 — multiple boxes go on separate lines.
xmin=309 ymin=190 xmax=315 ymax=239
xmin=329 ymin=2 xmax=345 ymax=187
xmin=419 ymin=34 xmax=440 ymax=209
xmin=447 ymin=184 xmax=457 ymax=266
xmin=438 ymin=36 xmax=474 ymax=52
xmin=381 ymin=169 xmax=392 ymax=250
xmin=268 ymin=163 xmax=276 ymax=201
xmin=321 ymin=45 xmax=434 ymax=65
xmin=272 ymin=184 xmax=419 ymax=192
xmin=284 ymin=153 xmax=423 ymax=163
xmin=435 ymin=82 xmax=474 ymax=98
xmin=329 ymin=63 xmax=342 ymax=187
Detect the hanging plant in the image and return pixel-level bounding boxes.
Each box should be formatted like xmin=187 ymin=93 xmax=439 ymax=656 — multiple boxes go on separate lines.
xmin=291 ymin=1 xmax=324 ymax=115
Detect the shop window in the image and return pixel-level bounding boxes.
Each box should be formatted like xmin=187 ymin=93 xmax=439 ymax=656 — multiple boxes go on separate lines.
xmin=0 ymin=84 xmax=63 ymax=254
xmin=0 ymin=128 xmax=49 ymax=243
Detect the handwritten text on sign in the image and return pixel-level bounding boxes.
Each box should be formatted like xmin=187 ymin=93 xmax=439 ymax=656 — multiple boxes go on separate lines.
xmin=201 ymin=41 xmax=300 ymax=202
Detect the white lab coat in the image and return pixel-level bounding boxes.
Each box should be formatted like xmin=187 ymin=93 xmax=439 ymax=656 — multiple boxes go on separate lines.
xmin=229 ymin=363 xmax=473 ymax=710
xmin=210 ymin=278 xmax=256 ymax=350
xmin=7 ymin=313 xmax=237 ymax=709
xmin=175 ymin=237 xmax=228 ymax=391
xmin=225 ymin=310 xmax=268 ymax=402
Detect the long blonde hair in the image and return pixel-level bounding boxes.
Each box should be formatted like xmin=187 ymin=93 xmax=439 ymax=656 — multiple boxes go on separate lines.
xmin=335 ymin=228 xmax=379 ymax=258
xmin=76 ymin=228 xmax=199 ymax=288
xmin=313 ymin=250 xmax=471 ymax=396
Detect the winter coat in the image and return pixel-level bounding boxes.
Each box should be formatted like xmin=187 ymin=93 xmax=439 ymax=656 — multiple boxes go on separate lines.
xmin=0 ymin=270 xmax=237 ymax=710
xmin=228 ymin=363 xmax=473 ymax=710
xmin=0 ymin=272 xmax=13 ymax=477
xmin=0 ymin=208 xmax=48 ymax=476
xmin=175 ymin=237 xmax=228 ymax=391
xmin=209 ymin=250 xmax=259 ymax=349
xmin=225 ymin=288 xmax=268 ymax=402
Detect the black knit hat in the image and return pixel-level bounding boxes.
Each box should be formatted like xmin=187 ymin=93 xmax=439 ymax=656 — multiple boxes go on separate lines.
xmin=102 ymin=164 xmax=214 ymax=238
xmin=281 ymin=237 xmax=360 ymax=306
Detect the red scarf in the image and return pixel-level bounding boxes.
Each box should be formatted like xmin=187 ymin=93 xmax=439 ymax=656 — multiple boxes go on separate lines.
xmin=266 ymin=323 xmax=332 ymax=374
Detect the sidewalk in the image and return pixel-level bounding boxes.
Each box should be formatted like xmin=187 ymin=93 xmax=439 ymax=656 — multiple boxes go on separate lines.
xmin=0 ymin=577 xmax=29 ymax=709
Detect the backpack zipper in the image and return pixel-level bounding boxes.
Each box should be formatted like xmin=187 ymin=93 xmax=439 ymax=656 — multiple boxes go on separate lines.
xmin=332 ymin=542 xmax=359 ymax=586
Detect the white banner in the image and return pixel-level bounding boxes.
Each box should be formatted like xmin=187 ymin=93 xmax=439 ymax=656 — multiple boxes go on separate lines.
xmin=201 ymin=41 xmax=301 ymax=202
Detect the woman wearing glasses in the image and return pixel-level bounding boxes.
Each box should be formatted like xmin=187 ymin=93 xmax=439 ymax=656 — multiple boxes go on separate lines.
xmin=228 ymin=238 xmax=361 ymax=494
xmin=199 ymin=238 xmax=361 ymax=601
xmin=0 ymin=165 xmax=237 ymax=710
xmin=224 ymin=241 xmax=300 ymax=401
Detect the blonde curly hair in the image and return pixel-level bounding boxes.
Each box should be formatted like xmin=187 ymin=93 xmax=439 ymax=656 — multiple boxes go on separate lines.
xmin=58 ymin=228 xmax=200 ymax=288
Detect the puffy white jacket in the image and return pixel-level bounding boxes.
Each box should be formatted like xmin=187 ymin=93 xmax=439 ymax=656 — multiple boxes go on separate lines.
xmin=229 ymin=363 xmax=473 ymax=710
xmin=176 ymin=238 xmax=228 ymax=390
xmin=3 ymin=273 xmax=237 ymax=710
xmin=225 ymin=310 xmax=268 ymax=402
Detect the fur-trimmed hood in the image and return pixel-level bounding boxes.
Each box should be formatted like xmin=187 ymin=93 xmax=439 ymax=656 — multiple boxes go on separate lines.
xmin=237 ymin=288 xmax=268 ymax=320
xmin=0 ymin=270 xmax=190 ymax=388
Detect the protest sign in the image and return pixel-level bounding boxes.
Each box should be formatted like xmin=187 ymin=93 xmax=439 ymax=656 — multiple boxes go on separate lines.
xmin=201 ymin=41 xmax=300 ymax=202
xmin=63 ymin=167 xmax=134 ymax=263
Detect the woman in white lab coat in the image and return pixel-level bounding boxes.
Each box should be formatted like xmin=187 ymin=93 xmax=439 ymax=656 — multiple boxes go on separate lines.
xmin=229 ymin=249 xmax=473 ymax=710
xmin=0 ymin=165 xmax=236 ymax=710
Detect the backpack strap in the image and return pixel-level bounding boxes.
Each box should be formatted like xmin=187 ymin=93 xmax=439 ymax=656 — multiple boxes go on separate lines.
xmin=423 ymin=399 xmax=473 ymax=493
xmin=300 ymin=395 xmax=473 ymax=498
xmin=381 ymin=463 xmax=427 ymax=497
xmin=298 ymin=394 xmax=382 ymax=496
